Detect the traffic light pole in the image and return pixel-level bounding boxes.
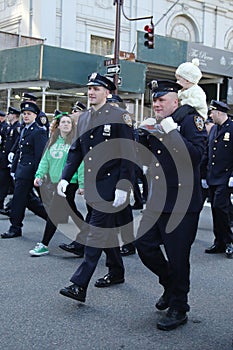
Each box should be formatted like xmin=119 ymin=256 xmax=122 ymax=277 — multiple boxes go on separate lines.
xmin=113 ymin=0 xmax=122 ymax=93
xmin=113 ymin=0 xmax=153 ymax=94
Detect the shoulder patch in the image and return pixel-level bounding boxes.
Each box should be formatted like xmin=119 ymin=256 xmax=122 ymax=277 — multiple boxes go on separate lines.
xmin=40 ymin=116 xmax=47 ymax=125
xmin=194 ymin=115 xmax=204 ymax=131
xmin=122 ymin=113 xmax=132 ymax=127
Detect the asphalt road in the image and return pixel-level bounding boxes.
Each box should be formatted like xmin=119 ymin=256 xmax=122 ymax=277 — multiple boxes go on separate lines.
xmin=0 ymin=200 xmax=233 ymax=350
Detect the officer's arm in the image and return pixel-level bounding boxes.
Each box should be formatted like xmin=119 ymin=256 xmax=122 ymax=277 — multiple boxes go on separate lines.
xmin=61 ymin=137 xmax=83 ymax=182
xmin=34 ymin=129 xmax=48 ymax=170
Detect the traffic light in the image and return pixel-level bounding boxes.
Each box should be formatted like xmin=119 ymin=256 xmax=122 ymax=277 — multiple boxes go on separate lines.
xmin=144 ymin=22 xmax=154 ymax=49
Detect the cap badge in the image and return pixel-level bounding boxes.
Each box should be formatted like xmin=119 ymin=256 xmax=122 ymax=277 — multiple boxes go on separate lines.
xmin=90 ymin=72 xmax=98 ymax=81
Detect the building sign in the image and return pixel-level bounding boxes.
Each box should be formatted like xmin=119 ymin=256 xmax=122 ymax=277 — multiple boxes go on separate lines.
xmin=187 ymin=42 xmax=233 ymax=77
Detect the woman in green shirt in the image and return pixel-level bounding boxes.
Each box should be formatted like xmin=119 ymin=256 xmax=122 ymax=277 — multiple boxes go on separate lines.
xmin=29 ymin=112 xmax=84 ymax=256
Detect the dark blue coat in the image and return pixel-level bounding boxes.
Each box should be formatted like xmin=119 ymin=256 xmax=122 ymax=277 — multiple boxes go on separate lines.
xmin=138 ymin=105 xmax=207 ymax=213
xmin=11 ymin=122 xmax=48 ymax=180
xmin=62 ymin=103 xmax=135 ymax=203
xmin=0 ymin=120 xmax=10 ymax=169
xmin=205 ymin=117 xmax=233 ymax=186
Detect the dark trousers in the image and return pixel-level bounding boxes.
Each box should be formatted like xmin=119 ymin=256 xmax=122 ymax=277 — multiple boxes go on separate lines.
xmin=209 ymin=185 xmax=233 ymax=245
xmin=9 ymin=178 xmax=47 ymax=234
xmin=135 ymin=210 xmax=199 ymax=312
xmin=0 ymin=168 xmax=12 ymax=209
xmin=70 ymin=207 xmax=124 ymax=289
xmin=41 ymin=183 xmax=85 ymax=246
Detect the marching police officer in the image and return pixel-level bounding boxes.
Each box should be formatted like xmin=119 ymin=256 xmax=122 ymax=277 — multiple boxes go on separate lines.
xmin=1 ymin=101 xmax=48 ymax=238
xmin=135 ymin=80 xmax=207 ymax=330
xmin=202 ymin=100 xmax=233 ymax=257
xmin=58 ymin=72 xmax=135 ymax=303
xmin=0 ymin=107 xmax=21 ymax=215
xmin=22 ymin=92 xmax=50 ymax=136
xmin=0 ymin=110 xmax=10 ymax=210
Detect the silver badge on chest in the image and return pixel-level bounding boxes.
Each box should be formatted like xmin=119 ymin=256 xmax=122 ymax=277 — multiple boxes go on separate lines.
xmin=103 ymin=124 xmax=111 ymax=136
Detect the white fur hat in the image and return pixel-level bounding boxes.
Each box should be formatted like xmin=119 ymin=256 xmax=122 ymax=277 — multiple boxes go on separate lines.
xmin=176 ymin=58 xmax=202 ymax=84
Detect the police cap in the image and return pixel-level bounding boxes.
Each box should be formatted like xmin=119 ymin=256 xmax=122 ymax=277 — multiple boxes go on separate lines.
xmin=0 ymin=110 xmax=6 ymax=117
xmin=87 ymin=72 xmax=116 ymax=91
xmin=22 ymin=92 xmax=38 ymax=101
xmin=148 ymin=79 xmax=182 ymax=99
xmin=54 ymin=109 xmax=63 ymax=117
xmin=20 ymin=101 xmax=40 ymax=115
xmin=107 ymin=94 xmax=123 ymax=103
xmin=8 ymin=106 xmax=21 ymax=115
xmin=209 ymin=100 xmax=230 ymax=113
xmin=72 ymin=101 xmax=87 ymax=112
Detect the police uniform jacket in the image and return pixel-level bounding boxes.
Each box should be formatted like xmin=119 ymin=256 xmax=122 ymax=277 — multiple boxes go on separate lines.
xmin=11 ymin=122 xmax=48 ymax=180
xmin=138 ymin=105 xmax=207 ymax=213
xmin=204 ymin=117 xmax=233 ymax=186
xmin=62 ymin=103 xmax=135 ymax=203
xmin=5 ymin=120 xmax=21 ymax=155
xmin=0 ymin=120 xmax=10 ymax=169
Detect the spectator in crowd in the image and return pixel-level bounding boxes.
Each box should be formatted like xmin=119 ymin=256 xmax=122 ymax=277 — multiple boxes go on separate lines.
xmin=29 ymin=112 xmax=85 ymax=256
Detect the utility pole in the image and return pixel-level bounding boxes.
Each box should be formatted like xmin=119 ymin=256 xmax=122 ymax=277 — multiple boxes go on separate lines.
xmin=113 ymin=0 xmax=122 ymax=93
xmin=113 ymin=0 xmax=153 ymax=94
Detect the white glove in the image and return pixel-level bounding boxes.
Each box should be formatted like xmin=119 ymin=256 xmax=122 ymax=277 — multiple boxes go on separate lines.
xmin=142 ymin=165 xmax=148 ymax=175
xmin=112 ymin=189 xmax=128 ymax=207
xmin=57 ymin=179 xmax=69 ymax=197
xmin=160 ymin=117 xmax=177 ymax=134
xmin=8 ymin=152 xmax=14 ymax=163
xmin=228 ymin=177 xmax=233 ymax=187
xmin=201 ymin=179 xmax=209 ymax=189
xmin=10 ymin=172 xmax=15 ymax=180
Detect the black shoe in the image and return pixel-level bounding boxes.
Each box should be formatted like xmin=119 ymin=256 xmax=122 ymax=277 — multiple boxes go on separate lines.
xmin=120 ymin=246 xmax=136 ymax=256
xmin=59 ymin=284 xmax=86 ymax=302
xmin=59 ymin=243 xmax=84 ymax=257
xmin=94 ymin=273 xmax=125 ymax=288
xmin=205 ymin=244 xmax=225 ymax=254
xmin=225 ymin=243 xmax=233 ymax=258
xmin=131 ymin=204 xmax=143 ymax=210
xmin=155 ymin=292 xmax=170 ymax=311
xmin=1 ymin=231 xmax=22 ymax=239
xmin=157 ymin=308 xmax=188 ymax=331
xmin=0 ymin=208 xmax=10 ymax=216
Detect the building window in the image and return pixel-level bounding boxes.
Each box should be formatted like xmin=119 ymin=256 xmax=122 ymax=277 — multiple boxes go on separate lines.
xmin=90 ymin=35 xmax=114 ymax=56
xmin=226 ymin=31 xmax=233 ymax=51
xmin=169 ymin=15 xmax=197 ymax=42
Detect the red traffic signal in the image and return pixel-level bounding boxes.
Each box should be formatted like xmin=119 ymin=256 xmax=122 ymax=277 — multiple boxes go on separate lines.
xmin=144 ymin=23 xmax=154 ymax=49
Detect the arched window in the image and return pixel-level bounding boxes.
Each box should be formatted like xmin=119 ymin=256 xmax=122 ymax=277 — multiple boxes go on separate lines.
xmin=169 ymin=15 xmax=198 ymax=42
xmin=225 ymin=30 xmax=233 ymax=51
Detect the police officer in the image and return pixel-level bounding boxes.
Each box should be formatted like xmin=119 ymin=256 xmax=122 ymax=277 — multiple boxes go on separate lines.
xmin=22 ymin=92 xmax=50 ymax=136
xmin=1 ymin=101 xmax=48 ymax=238
xmin=58 ymin=72 xmax=135 ymax=303
xmin=106 ymin=93 xmax=136 ymax=256
xmin=0 ymin=110 xmax=9 ymax=210
xmin=0 ymin=107 xmax=21 ymax=215
xmin=202 ymin=100 xmax=233 ymax=257
xmin=135 ymin=80 xmax=207 ymax=330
